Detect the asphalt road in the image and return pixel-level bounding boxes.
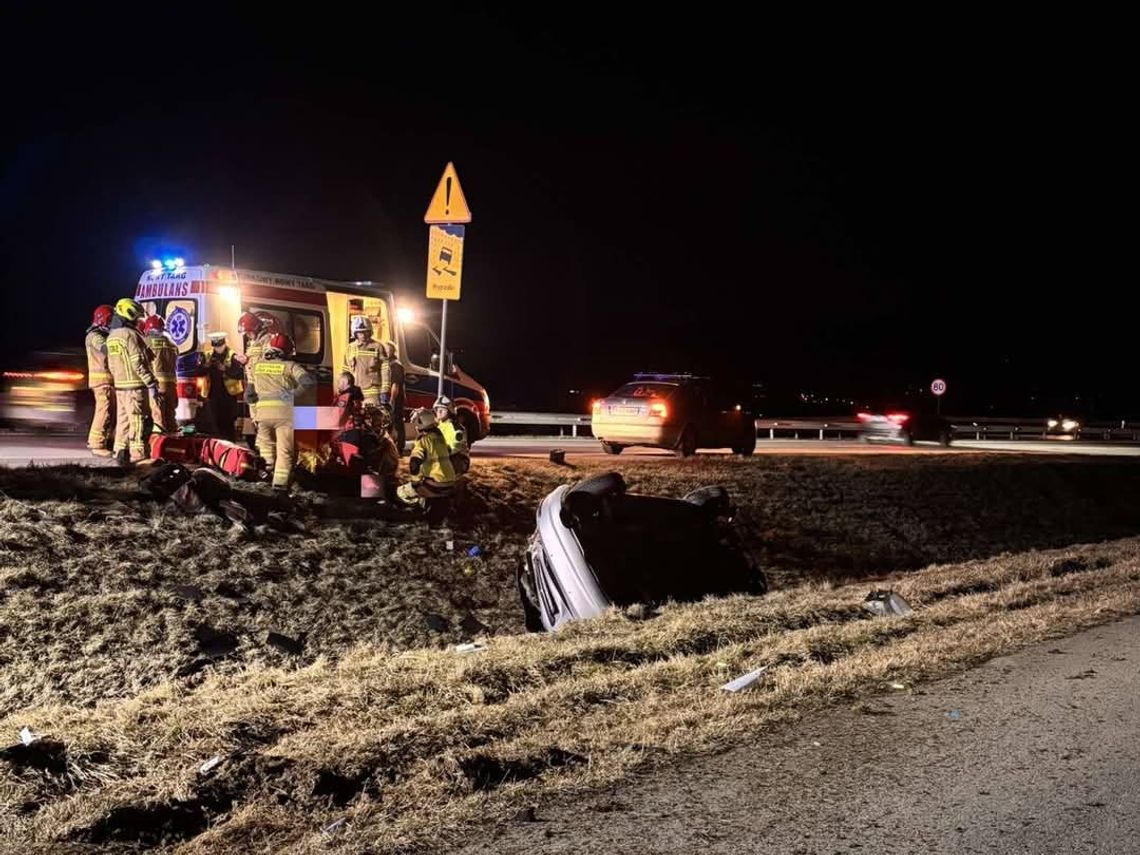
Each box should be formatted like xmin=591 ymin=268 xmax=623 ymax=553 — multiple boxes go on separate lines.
xmin=4 ymin=434 xmax=1140 ymax=467
xmin=460 ymin=615 xmax=1140 ymax=855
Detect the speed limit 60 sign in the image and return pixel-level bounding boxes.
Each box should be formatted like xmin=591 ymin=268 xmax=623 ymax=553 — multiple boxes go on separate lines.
xmin=931 ymin=378 xmax=948 ymax=396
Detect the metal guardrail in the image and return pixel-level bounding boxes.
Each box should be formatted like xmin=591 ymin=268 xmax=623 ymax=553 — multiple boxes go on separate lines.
xmin=492 ymin=412 xmax=1140 ymax=443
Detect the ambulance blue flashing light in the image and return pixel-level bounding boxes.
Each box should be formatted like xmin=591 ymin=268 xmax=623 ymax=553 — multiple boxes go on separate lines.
xmin=151 ymin=258 xmax=186 ymax=272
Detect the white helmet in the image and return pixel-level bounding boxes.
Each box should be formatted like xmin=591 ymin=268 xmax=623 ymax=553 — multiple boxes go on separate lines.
xmin=412 ymin=408 xmax=437 ymax=432
xmin=351 ymin=316 xmax=373 ymax=337
xmin=433 ymin=396 xmax=455 ymax=416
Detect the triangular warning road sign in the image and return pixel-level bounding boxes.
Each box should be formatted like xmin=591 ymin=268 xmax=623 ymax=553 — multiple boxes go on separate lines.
xmin=424 ymin=162 xmax=472 ymax=224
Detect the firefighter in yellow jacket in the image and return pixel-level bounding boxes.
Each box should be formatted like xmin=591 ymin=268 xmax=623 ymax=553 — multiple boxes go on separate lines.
xmin=141 ymin=314 xmax=177 ymax=434
xmin=396 ymin=408 xmax=458 ymax=509
xmin=106 ymin=298 xmax=158 ymax=464
xmin=85 ymin=304 xmax=115 ymax=457
xmin=432 ymin=395 xmax=470 ymax=475
xmin=344 ymin=316 xmax=384 ymax=407
xmin=248 ymin=333 xmax=314 ymax=491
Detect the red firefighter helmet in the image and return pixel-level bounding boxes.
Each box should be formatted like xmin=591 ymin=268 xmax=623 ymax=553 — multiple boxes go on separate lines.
xmin=265 ymin=333 xmax=295 ymax=357
xmin=141 ymin=314 xmax=165 ymax=334
xmin=237 ymin=311 xmax=261 ymax=336
xmin=92 ymin=305 xmax=113 ymax=328
xmin=255 ymin=311 xmax=282 ymax=335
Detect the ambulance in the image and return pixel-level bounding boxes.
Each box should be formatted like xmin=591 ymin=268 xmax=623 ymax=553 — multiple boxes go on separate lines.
xmin=134 ymin=262 xmax=491 ymax=443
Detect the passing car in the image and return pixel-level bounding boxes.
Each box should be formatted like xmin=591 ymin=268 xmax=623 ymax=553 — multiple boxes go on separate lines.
xmin=591 ymin=373 xmax=757 ymax=457
xmin=1044 ymin=416 xmax=1081 ymax=438
xmin=857 ymin=409 xmax=952 ymax=446
xmin=0 ymin=350 xmax=90 ymax=431
xmin=517 ymin=472 xmax=767 ymax=631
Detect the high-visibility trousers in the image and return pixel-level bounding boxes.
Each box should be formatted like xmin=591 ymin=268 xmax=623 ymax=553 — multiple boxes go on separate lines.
xmin=88 ymin=385 xmax=114 ymax=451
xmin=149 ymin=383 xmax=177 ymax=435
xmin=362 ymin=387 xmax=381 ymax=408
xmin=256 ymin=415 xmax=295 ymax=488
xmin=113 ymin=389 xmax=148 ymax=459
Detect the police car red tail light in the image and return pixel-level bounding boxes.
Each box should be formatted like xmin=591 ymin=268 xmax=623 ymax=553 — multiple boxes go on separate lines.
xmin=857 ymin=412 xmax=872 ymax=422
xmin=649 ymin=400 xmax=668 ymax=419
xmin=887 ymin=412 xmax=910 ymax=425
xmin=591 ymin=399 xmax=602 ymax=414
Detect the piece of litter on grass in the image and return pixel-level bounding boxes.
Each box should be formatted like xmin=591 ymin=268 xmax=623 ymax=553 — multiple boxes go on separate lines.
xmin=862 ymin=590 xmax=913 ymax=617
xmin=18 ymin=727 xmax=38 ymax=746
xmin=812 ymin=741 xmax=822 ymax=747
xmin=322 ymin=817 xmax=347 ymax=836
xmin=720 ymin=665 xmax=770 ymax=693
xmin=455 ymin=642 xmax=486 ymax=654
xmin=889 ymin=682 xmax=907 ymax=690
xmin=947 ymin=709 xmax=962 ymax=721
xmin=465 ymin=545 xmax=483 ymax=558
xmin=198 ymin=755 xmax=224 ymax=776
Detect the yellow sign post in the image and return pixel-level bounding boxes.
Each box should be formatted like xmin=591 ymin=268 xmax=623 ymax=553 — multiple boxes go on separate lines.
xmin=425 ymin=224 xmax=464 ymax=300
xmin=423 ymin=163 xmax=472 ymax=397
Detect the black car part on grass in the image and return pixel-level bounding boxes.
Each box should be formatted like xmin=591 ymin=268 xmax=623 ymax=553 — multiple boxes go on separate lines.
xmin=517 ymin=472 xmax=767 ymax=631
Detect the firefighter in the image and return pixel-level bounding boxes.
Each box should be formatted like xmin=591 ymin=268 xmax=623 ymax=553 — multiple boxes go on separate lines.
xmin=237 ymin=311 xmax=278 ymax=443
xmin=381 ymin=339 xmax=406 ymax=450
xmin=396 ymin=408 xmax=457 ymax=513
xmin=205 ymin=331 xmax=246 ymax=438
xmin=433 ymin=395 xmax=470 ymax=475
xmin=249 ymin=333 xmax=314 ymax=491
xmin=106 ymin=298 xmax=158 ymax=464
xmin=85 ymin=304 xmax=115 ymax=457
xmin=344 ymin=316 xmax=384 ymax=407
xmin=141 ymin=315 xmax=177 ymax=434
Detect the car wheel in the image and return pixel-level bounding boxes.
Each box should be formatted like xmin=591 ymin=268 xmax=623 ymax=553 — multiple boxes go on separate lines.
xmin=676 ymin=425 xmax=697 ymax=458
xmin=939 ymin=429 xmax=952 ymax=447
xmin=601 ymin=442 xmax=624 ymax=455
xmin=458 ymin=410 xmax=480 ymax=445
xmin=902 ymin=430 xmax=915 ymax=447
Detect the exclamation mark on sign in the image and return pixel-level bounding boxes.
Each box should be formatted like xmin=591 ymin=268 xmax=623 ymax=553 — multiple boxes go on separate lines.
xmin=445 ymin=176 xmax=452 ymax=217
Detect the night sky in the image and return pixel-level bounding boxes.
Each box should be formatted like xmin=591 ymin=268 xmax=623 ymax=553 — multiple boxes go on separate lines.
xmin=2 ymin=7 xmax=1127 ymax=415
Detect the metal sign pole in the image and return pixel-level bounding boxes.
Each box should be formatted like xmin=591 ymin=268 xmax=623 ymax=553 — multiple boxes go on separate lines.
xmin=437 ymin=298 xmax=448 ymax=399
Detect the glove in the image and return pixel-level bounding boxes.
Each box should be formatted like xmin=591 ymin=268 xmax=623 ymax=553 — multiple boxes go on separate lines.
xmin=379 ymin=392 xmax=390 ymax=405
xmin=232 ymin=352 xmax=248 ymax=366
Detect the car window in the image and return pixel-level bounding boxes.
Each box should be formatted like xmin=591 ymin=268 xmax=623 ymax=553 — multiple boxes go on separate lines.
xmin=248 ymin=305 xmax=325 ymax=366
xmin=613 ymin=382 xmax=677 ymax=398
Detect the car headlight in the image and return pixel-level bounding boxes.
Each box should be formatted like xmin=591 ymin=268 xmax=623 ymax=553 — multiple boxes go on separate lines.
xmin=1062 ymin=419 xmax=1079 ymax=432
xmin=1047 ymin=419 xmax=1059 ymax=429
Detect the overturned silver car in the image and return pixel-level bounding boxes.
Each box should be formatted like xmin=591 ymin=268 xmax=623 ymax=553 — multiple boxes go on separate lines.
xmin=518 ymin=472 xmax=767 ymax=631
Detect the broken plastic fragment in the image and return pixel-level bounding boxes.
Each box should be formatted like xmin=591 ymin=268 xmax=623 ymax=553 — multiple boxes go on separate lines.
xmin=720 ymin=665 xmax=770 ymax=693
xmin=862 ymin=590 xmax=913 ymax=617
xmin=18 ymin=727 xmax=38 ymax=746
xmin=947 ymin=709 xmax=962 ymax=721
xmin=455 ymin=642 xmax=486 ymax=654
xmin=322 ymin=817 xmax=348 ymax=836
xmin=199 ymin=755 xmax=224 ymax=776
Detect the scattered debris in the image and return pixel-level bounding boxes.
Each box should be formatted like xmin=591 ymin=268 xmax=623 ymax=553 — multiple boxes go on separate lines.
xmin=423 ymin=613 xmax=450 ymax=633
xmin=720 ymin=664 xmax=770 ymax=693
xmin=193 ymin=624 xmax=239 ymax=659
xmin=812 ymin=741 xmax=822 ymax=747
xmin=170 ymin=584 xmax=204 ymax=603
xmin=888 ymin=682 xmax=907 ymax=690
xmin=465 ymin=545 xmax=484 ymax=558
xmin=623 ymin=603 xmax=655 ymax=621
xmin=440 ymin=528 xmax=455 ymax=552
xmin=266 ymin=632 xmax=305 ymax=656
xmin=1 ymin=739 xmax=68 ymax=775
xmin=460 ymin=613 xmax=489 ymax=637
xmin=198 ymin=755 xmax=224 ymax=776
xmin=947 ymin=709 xmax=962 ymax=721
xmin=18 ymin=726 xmax=38 ymax=746
xmin=455 ymin=642 xmax=486 ymax=655
xmin=862 ymin=589 xmax=913 ymax=617
xmin=1066 ymin=668 xmax=1097 ymax=680
xmin=549 ymin=449 xmax=566 ymax=465
xmin=321 ymin=817 xmax=348 ymax=837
